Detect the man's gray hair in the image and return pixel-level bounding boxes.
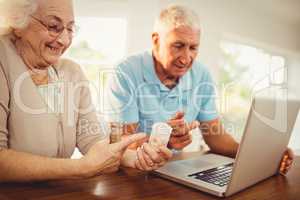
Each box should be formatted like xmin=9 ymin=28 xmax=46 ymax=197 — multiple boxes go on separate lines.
xmin=0 ymin=0 xmax=38 ymax=35
xmin=153 ymin=4 xmax=201 ymax=33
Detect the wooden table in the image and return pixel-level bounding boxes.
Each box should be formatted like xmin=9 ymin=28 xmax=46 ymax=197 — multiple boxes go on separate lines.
xmin=0 ymin=152 xmax=299 ymax=200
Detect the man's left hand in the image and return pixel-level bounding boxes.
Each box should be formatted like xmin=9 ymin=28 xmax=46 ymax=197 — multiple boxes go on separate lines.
xmin=167 ymin=112 xmax=199 ymax=150
xmin=279 ymin=148 xmax=294 ymax=175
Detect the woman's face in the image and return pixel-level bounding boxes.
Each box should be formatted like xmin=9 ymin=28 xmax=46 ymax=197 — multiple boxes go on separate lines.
xmin=15 ymin=0 xmax=75 ymax=68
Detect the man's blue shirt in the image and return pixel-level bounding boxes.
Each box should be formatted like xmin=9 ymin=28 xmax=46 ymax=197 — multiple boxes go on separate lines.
xmin=105 ymin=51 xmax=218 ymax=134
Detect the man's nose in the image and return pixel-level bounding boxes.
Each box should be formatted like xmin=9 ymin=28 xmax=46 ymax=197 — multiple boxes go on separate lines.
xmin=179 ymin=49 xmax=192 ymax=65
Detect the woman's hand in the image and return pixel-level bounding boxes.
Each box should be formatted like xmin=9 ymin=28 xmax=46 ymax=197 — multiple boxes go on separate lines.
xmin=135 ymin=141 xmax=173 ymax=171
xmin=81 ymin=133 xmax=146 ymax=177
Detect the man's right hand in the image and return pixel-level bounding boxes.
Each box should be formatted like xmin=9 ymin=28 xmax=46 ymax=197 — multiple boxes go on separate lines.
xmin=167 ymin=112 xmax=199 ymax=150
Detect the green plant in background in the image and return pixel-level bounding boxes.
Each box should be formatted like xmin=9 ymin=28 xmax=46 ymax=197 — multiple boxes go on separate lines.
xmin=67 ymin=40 xmax=106 ymax=61
xmin=65 ymin=40 xmax=112 ymax=110
xmin=65 ymin=40 xmax=109 ymax=85
xmin=219 ymin=42 xmax=253 ymax=141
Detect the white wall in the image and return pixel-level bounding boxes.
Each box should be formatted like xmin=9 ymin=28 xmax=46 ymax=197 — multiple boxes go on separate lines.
xmin=74 ymin=0 xmax=300 ymax=71
xmin=288 ymin=55 xmax=300 ymax=98
xmin=74 ymin=2 xmax=300 ymax=89
xmin=288 ymin=54 xmax=300 ymax=151
xmin=158 ymin=0 xmax=300 ymax=75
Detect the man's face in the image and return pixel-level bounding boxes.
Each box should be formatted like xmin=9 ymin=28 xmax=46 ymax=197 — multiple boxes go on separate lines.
xmin=152 ymin=25 xmax=200 ymax=79
xmin=15 ymin=0 xmax=74 ymax=67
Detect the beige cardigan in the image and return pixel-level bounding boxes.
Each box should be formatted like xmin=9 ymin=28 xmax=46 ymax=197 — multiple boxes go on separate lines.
xmin=0 ymin=36 xmax=105 ymax=158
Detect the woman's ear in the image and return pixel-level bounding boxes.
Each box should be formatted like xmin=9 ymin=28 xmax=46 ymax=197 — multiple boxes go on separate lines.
xmin=13 ymin=28 xmax=23 ymax=38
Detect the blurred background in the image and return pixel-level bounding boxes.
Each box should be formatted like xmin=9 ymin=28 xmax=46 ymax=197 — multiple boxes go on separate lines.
xmin=67 ymin=0 xmax=300 ymax=157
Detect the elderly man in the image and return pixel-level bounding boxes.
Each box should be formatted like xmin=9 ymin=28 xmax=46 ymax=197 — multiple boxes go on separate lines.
xmin=106 ymin=5 xmax=293 ymax=173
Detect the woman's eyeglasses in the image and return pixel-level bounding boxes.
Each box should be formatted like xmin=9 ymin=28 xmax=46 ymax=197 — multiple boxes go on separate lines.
xmin=30 ymin=15 xmax=79 ymax=38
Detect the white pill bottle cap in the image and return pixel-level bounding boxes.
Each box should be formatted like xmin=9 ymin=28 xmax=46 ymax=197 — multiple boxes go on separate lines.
xmin=149 ymin=122 xmax=172 ymax=146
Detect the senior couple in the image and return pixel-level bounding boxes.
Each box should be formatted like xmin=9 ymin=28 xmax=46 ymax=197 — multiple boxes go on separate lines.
xmin=0 ymin=0 xmax=293 ymax=182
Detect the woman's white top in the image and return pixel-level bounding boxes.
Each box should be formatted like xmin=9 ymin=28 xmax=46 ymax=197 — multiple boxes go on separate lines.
xmin=37 ymin=66 xmax=63 ymax=115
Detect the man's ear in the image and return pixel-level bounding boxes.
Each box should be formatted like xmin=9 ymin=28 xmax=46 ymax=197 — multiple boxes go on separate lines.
xmin=152 ymin=32 xmax=160 ymax=51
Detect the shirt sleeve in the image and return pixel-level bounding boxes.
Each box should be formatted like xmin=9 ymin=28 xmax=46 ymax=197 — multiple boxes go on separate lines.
xmin=0 ymin=62 xmax=9 ymax=151
xmin=104 ymin=64 xmax=139 ymax=124
xmin=196 ymin=69 xmax=219 ymax=122
xmin=75 ymin=65 xmax=108 ymax=155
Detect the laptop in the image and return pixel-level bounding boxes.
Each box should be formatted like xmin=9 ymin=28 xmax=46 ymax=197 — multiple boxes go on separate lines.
xmin=154 ymin=96 xmax=300 ymax=197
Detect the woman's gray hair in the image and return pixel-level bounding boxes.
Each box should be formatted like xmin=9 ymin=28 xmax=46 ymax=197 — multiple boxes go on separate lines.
xmin=0 ymin=0 xmax=38 ymax=35
xmin=154 ymin=4 xmax=201 ymax=33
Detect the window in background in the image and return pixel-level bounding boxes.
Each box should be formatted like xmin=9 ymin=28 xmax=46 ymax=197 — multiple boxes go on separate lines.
xmin=65 ymin=17 xmax=127 ymax=110
xmin=64 ymin=17 xmax=127 ymax=158
xmin=218 ymin=40 xmax=286 ymax=141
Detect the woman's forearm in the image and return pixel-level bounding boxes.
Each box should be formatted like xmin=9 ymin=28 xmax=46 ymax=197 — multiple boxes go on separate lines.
xmin=0 ymin=149 xmax=87 ymax=183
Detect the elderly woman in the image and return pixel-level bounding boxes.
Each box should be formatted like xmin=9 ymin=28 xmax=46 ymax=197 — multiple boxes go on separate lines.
xmin=0 ymin=0 xmax=172 ymax=182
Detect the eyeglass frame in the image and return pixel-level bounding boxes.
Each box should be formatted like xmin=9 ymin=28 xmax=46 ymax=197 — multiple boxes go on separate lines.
xmin=30 ymin=15 xmax=79 ymax=38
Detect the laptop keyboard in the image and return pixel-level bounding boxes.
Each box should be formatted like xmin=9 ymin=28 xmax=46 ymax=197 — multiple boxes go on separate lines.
xmin=188 ymin=163 xmax=233 ymax=187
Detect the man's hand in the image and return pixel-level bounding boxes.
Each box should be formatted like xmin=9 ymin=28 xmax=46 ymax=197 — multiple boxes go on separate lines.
xmin=167 ymin=112 xmax=199 ymax=150
xmin=279 ymin=148 xmax=294 ymax=175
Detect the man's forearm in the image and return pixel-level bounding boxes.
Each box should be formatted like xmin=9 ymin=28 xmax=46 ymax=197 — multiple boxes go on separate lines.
xmin=0 ymin=149 xmax=86 ymax=183
xmin=200 ymin=119 xmax=239 ymax=158
xmin=203 ymin=133 xmax=239 ymax=158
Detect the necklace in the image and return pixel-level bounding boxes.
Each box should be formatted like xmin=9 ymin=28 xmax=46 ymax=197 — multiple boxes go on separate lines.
xmin=28 ymin=69 xmax=49 ymax=85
